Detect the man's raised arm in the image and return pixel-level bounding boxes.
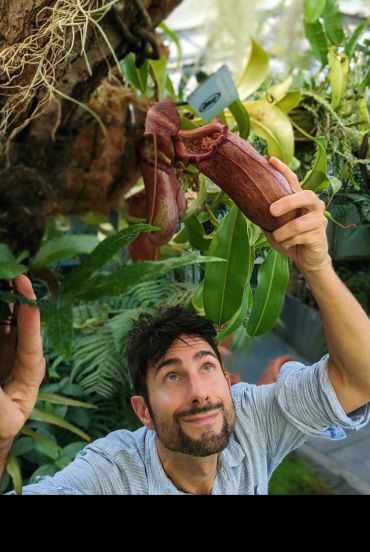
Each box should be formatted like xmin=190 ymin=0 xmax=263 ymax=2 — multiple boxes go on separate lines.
xmin=267 ymin=157 xmax=370 ymax=414
xmin=0 ymin=276 xmax=45 ymax=479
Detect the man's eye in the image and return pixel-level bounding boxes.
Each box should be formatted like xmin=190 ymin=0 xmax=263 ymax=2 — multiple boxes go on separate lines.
xmin=165 ymin=373 xmax=178 ymax=383
xmin=203 ymin=364 xmax=214 ymax=372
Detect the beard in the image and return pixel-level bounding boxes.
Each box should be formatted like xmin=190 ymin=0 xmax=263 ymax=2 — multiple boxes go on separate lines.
xmin=149 ymin=401 xmax=235 ymax=457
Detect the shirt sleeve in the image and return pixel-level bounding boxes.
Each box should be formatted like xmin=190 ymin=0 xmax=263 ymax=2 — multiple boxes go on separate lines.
xmin=275 ymin=354 xmax=370 ymax=438
xmin=234 ymin=354 xmax=370 ymax=471
xmin=16 ymin=444 xmax=125 ymax=495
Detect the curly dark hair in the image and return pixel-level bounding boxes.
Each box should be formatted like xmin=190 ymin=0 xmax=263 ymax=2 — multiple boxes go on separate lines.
xmin=125 ymin=306 xmax=223 ymax=403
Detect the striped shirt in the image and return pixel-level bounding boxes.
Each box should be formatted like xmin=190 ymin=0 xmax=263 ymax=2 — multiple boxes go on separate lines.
xmin=19 ymin=355 xmax=369 ymax=495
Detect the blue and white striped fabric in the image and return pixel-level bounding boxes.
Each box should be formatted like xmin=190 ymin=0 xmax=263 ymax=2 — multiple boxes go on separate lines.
xmin=18 ymin=355 xmax=370 ymax=495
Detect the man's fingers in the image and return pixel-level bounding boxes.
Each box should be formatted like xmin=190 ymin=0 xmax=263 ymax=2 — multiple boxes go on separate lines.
xmin=270 ymin=189 xmax=325 ymax=218
xmin=272 ymin=213 xmax=327 ymax=243
xmin=269 ymin=156 xmax=302 ymax=193
xmin=279 ymin=229 xmax=326 ymax=251
xmin=12 ymin=276 xmax=45 ymax=388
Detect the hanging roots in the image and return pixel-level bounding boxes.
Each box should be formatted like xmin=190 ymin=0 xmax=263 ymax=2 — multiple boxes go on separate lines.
xmin=0 ymin=0 xmax=125 ymax=141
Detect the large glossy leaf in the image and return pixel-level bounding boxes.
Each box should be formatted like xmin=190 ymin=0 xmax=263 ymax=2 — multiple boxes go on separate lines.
xmin=6 ymin=456 xmax=22 ymax=495
xmin=184 ymin=215 xmax=211 ymax=251
xmin=62 ymin=224 xmax=155 ymax=292
xmin=215 ymin=284 xmax=252 ymax=342
xmin=304 ymin=19 xmax=328 ymax=65
xmin=31 ymin=235 xmax=99 ymax=269
xmin=30 ymin=408 xmax=91 ymax=442
xmin=304 ymin=0 xmax=327 ymax=22
xmin=322 ymin=0 xmax=344 ymax=46
xmin=120 ymin=53 xmax=148 ymax=94
xmin=237 ymin=39 xmax=269 ymax=100
xmin=74 ymin=255 xmax=224 ymax=301
xmin=203 ymin=206 xmax=251 ymax=326
xmin=42 ymin=297 xmax=73 ymax=360
xmin=246 ymin=250 xmax=289 ymax=337
xmin=245 ymin=100 xmax=294 ymax=164
xmin=301 ymin=136 xmax=330 ymax=191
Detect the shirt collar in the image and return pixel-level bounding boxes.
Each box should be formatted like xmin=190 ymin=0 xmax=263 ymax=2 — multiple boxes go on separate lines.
xmin=145 ymin=429 xmax=245 ymax=495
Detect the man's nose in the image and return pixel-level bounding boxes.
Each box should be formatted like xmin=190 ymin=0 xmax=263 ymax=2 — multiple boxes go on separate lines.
xmin=186 ymin=374 xmax=209 ymax=404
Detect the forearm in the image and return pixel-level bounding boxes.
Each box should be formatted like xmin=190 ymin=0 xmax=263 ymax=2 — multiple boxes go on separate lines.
xmin=299 ymin=260 xmax=370 ymax=410
xmin=0 ymin=439 xmax=13 ymax=482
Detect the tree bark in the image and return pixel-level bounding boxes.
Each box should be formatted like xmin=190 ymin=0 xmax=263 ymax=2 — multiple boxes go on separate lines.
xmin=0 ymin=0 xmax=182 ymax=254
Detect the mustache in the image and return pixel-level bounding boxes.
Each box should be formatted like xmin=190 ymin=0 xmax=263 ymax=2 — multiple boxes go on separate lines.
xmin=176 ymin=401 xmax=224 ymax=420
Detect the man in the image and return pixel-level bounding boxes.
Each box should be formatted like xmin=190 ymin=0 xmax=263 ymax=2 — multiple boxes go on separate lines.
xmin=1 ymin=158 xmax=370 ymax=494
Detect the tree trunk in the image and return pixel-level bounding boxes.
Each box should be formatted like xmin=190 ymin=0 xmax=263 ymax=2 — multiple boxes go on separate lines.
xmin=0 ymin=0 xmax=182 ymax=254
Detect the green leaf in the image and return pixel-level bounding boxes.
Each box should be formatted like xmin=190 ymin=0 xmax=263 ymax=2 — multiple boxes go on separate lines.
xmin=6 ymin=456 xmax=22 ymax=495
xmin=63 ymin=224 xmax=155 ymax=293
xmin=184 ymin=215 xmax=211 ymax=251
xmin=12 ymin=436 xmax=34 ymax=456
xmin=37 ymin=392 xmax=97 ymax=409
xmin=245 ymin=99 xmax=294 ymax=164
xmin=159 ymin=22 xmax=182 ymax=67
xmin=328 ymin=48 xmax=348 ymax=109
xmin=275 ymin=91 xmax=302 ymax=114
xmin=165 ymin=74 xmax=178 ymax=100
xmin=322 ymin=0 xmax=344 ymax=46
xmin=345 ymin=19 xmax=370 ymax=58
xmin=181 ymin=176 xmax=207 ymax=221
xmin=0 ymin=262 xmax=27 ymax=279
xmin=30 ymin=408 xmax=91 ymax=442
xmin=74 ymin=255 xmax=224 ymax=302
xmin=21 ymin=426 xmax=62 ymax=451
xmin=0 ymin=245 xmax=27 ymax=278
xmin=228 ymin=99 xmax=250 ymax=139
xmin=246 ymin=250 xmax=289 ymax=336
xmin=120 ymin=53 xmax=148 ymax=94
xmin=42 ymin=297 xmax=73 ymax=360
xmin=31 ymin=235 xmax=99 ymax=269
xmin=237 ymin=39 xmax=269 ymax=100
xmin=304 ymin=0 xmax=327 ymax=22
xmin=34 ymin=439 xmax=60 ymax=461
xmin=203 ymin=206 xmax=251 ymax=326
xmin=304 ymin=19 xmax=328 ymax=64
xmin=0 ymin=244 xmax=15 ymax=263
xmin=215 ymin=284 xmax=252 ymax=342
xmin=55 ymin=442 xmax=86 ymax=470
xmin=149 ymin=55 xmax=168 ymax=100
xmin=0 ymin=290 xmax=37 ymax=307
xmin=267 ymin=76 xmax=293 ymax=103
xmin=192 ymin=280 xmax=205 ymax=315
xmin=301 ymin=136 xmax=330 ymax=192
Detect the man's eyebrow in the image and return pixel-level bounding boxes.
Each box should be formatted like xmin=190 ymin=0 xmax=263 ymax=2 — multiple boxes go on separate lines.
xmin=154 ymin=350 xmax=218 ymax=374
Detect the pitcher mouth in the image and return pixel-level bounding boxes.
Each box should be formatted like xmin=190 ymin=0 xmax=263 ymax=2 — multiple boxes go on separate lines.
xmin=174 ymin=121 xmax=228 ymax=164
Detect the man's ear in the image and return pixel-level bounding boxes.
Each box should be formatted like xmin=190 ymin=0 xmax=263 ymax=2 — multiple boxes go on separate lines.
xmin=224 ymin=371 xmax=231 ymax=389
xmin=131 ymin=395 xmax=155 ymax=429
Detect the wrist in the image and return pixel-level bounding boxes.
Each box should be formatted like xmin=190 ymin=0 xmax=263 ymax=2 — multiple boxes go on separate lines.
xmin=295 ymin=255 xmax=332 ymax=276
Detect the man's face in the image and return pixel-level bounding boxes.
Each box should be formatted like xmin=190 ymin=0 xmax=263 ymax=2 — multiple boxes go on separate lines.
xmin=144 ymin=335 xmax=236 ymax=457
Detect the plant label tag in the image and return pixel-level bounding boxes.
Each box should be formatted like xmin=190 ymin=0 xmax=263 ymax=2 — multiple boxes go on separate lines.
xmin=187 ymin=65 xmax=238 ymax=123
